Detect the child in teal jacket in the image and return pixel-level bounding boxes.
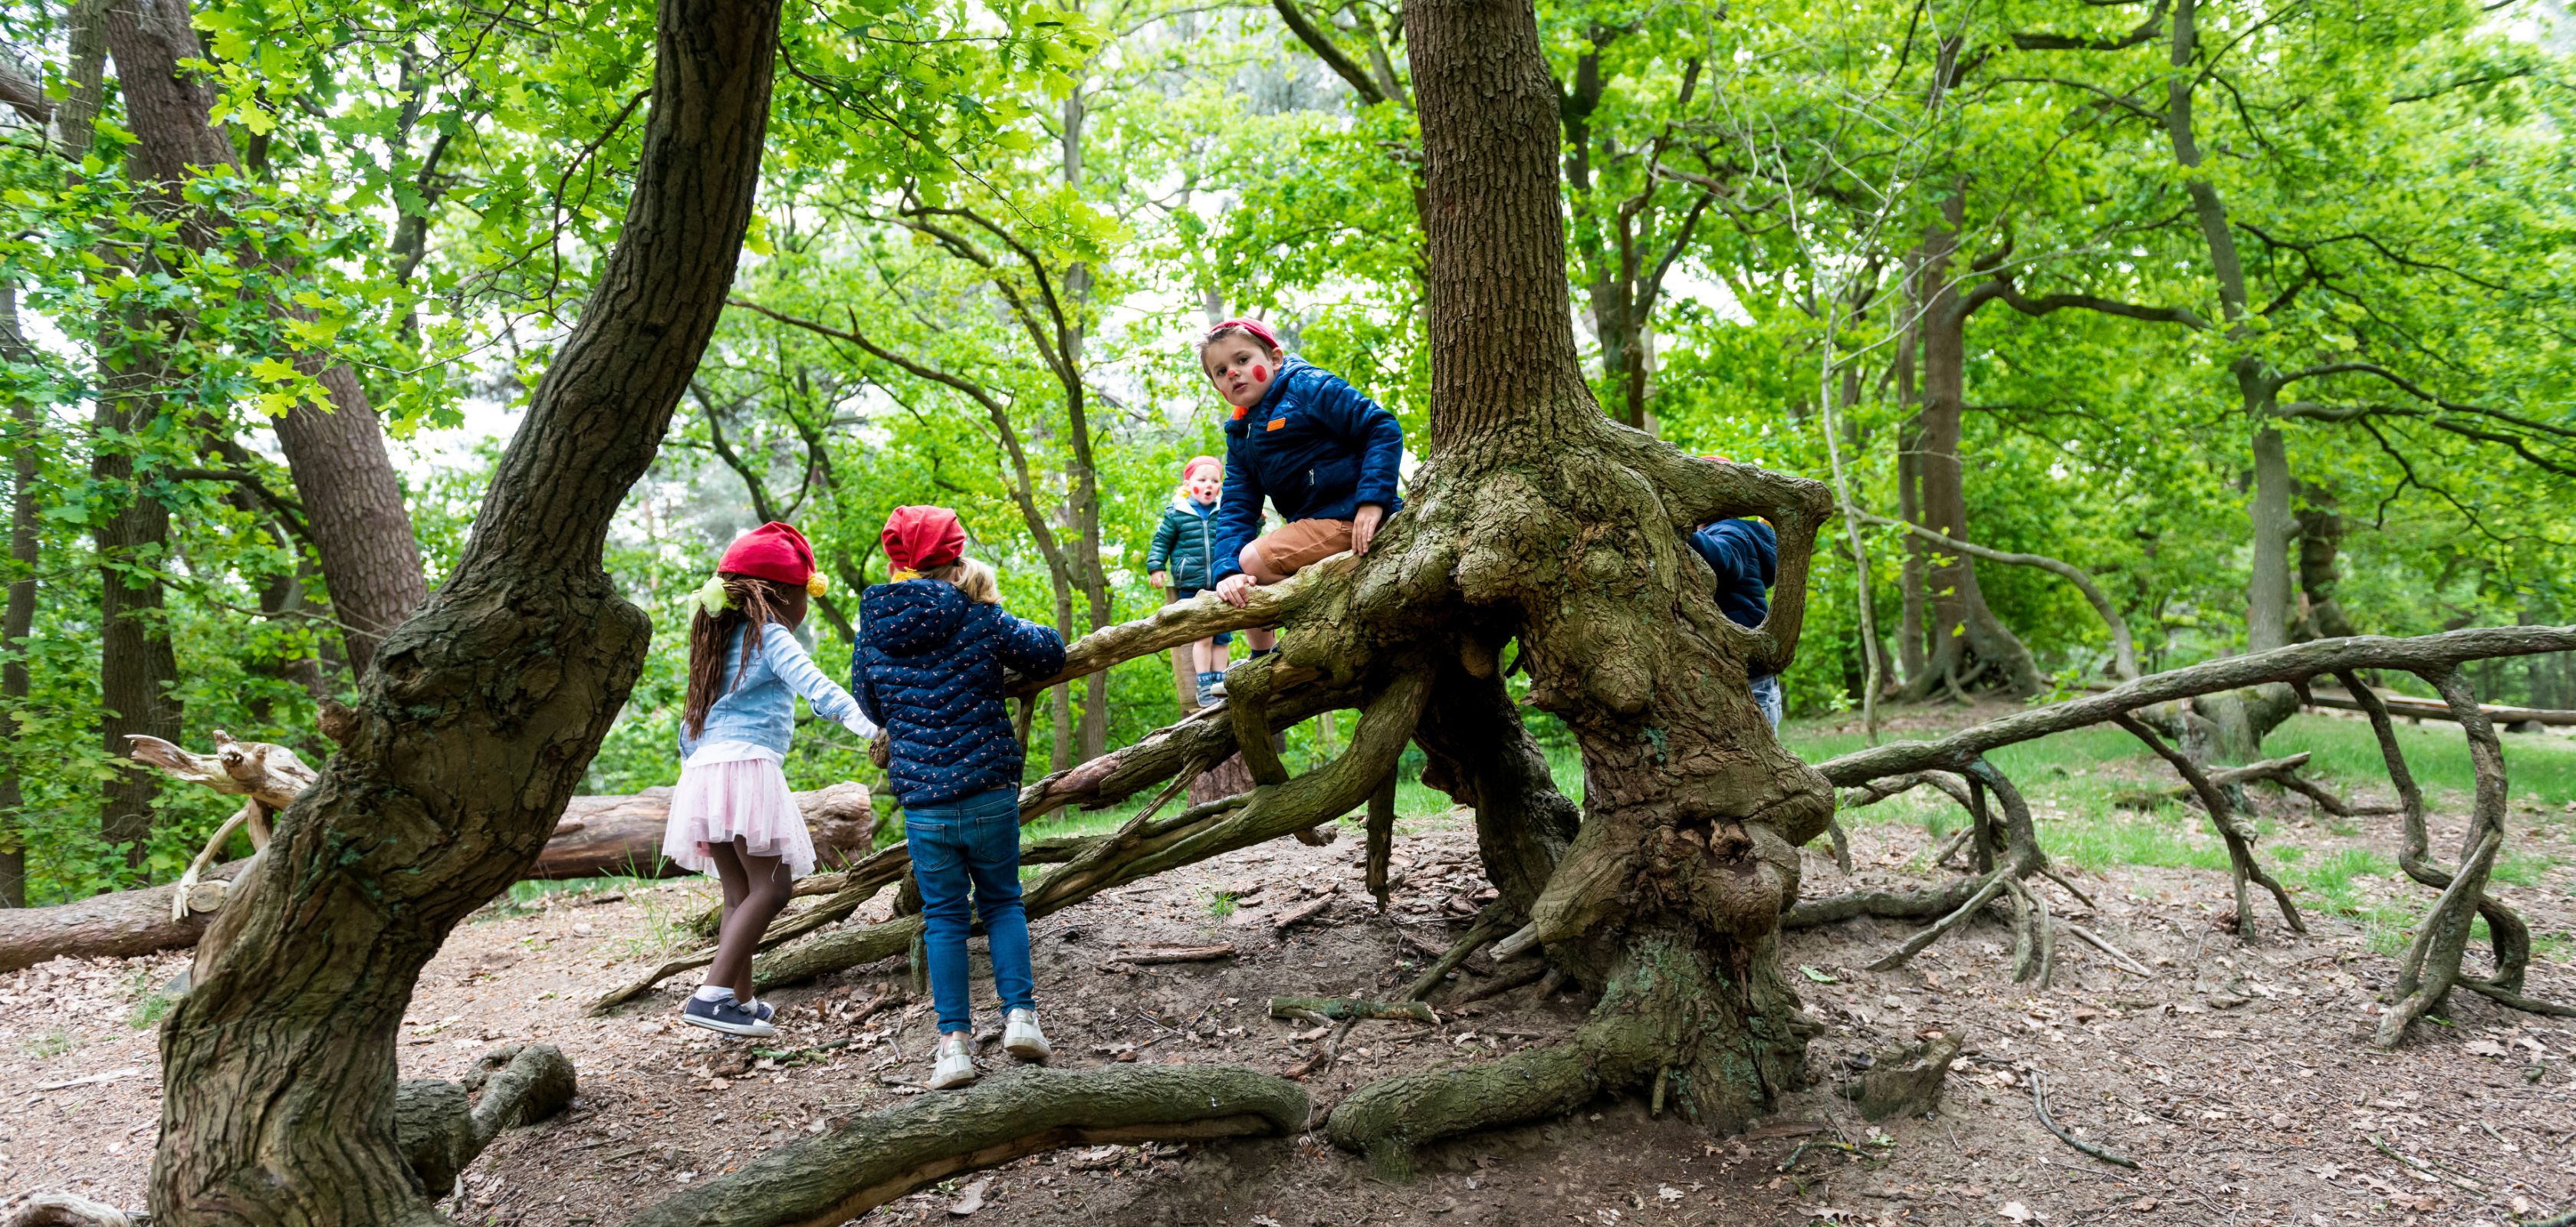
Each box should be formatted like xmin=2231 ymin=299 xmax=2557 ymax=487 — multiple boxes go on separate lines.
xmin=1145 ymin=455 xmax=1234 ymax=706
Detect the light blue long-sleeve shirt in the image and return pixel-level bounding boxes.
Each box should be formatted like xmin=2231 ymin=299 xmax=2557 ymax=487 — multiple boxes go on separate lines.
xmin=678 ymin=622 xmax=872 ymax=761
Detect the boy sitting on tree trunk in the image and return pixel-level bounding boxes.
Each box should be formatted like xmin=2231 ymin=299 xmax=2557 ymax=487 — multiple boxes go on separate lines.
xmin=1198 ymin=320 xmax=1405 ymax=669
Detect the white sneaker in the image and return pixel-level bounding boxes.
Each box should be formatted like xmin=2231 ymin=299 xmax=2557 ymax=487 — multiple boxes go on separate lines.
xmin=928 ymin=1031 xmax=977 ymax=1090
xmin=1004 ymin=1008 xmax=1051 ymax=1064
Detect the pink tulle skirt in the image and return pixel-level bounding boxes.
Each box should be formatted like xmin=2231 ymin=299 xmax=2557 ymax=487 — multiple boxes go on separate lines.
xmin=661 ymin=758 xmax=816 ymax=878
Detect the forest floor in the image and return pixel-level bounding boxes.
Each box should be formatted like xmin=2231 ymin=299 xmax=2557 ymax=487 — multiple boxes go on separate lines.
xmin=5 ymin=706 xmax=2576 ymax=1227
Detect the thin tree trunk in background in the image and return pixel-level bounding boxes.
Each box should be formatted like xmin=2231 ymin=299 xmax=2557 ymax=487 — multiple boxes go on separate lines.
xmin=2163 ymin=0 xmax=2298 ymax=758
xmin=1900 ymin=199 xmax=2042 ymax=700
xmin=1894 ymin=318 xmax=1927 ymax=688
xmin=1060 ymin=82 xmax=1112 ymax=765
xmin=2294 ymin=482 xmax=2355 ymax=641
xmin=93 ymin=323 xmax=183 ymax=869
xmin=1 ymin=286 xmax=36 ymax=906
xmin=105 ymin=0 xmax=426 ymax=678
xmin=152 ymin=0 xmax=783 ymax=1215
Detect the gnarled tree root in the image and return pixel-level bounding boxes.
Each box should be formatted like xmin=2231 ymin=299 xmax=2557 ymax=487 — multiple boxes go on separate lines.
xmin=626 ymin=1064 xmax=1309 ymax=1227
xmin=395 ymin=1042 xmax=577 ymax=1193
xmin=1323 ymin=929 xmax=1811 ymax=1180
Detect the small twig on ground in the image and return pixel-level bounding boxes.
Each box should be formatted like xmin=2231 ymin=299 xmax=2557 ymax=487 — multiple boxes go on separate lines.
xmin=1271 ymin=894 xmax=1335 ymax=933
xmin=2061 ymin=922 xmax=2155 ymax=978
xmin=2031 ymin=1068 xmax=2138 ymax=1169
xmin=2037 ymin=865 xmax=2098 ymax=911
xmin=2369 ymin=1133 xmax=2485 ymax=1193
xmin=1113 ymin=944 xmax=1236 ymax=965
xmin=1401 ymin=911 xmax=1510 ymax=1001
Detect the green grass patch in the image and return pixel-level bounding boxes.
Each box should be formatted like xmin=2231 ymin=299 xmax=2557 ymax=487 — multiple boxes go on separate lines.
xmin=2046 ymin=807 xmax=2236 ymax=874
xmin=2268 ymin=715 xmax=2576 ymax=808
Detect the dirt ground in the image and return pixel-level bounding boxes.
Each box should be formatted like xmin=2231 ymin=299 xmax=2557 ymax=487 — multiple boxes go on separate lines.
xmin=6 ymin=716 xmax=2575 ymax=1227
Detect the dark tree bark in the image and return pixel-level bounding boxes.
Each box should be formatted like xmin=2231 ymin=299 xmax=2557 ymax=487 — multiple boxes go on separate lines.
xmin=2 ymin=285 xmax=38 ymax=906
xmin=2293 ymin=482 xmax=2356 ymax=640
xmin=92 ymin=331 xmax=184 ymax=868
xmin=104 ymin=0 xmax=427 ymax=678
xmin=148 ymin=0 xmax=782 ymax=1219
xmin=1895 ymin=197 xmax=2043 ymax=701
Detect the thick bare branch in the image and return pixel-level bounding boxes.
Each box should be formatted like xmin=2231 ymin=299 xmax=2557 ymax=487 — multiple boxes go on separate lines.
xmin=1852 ymin=509 xmax=2137 ymax=679
xmin=1817 ymin=626 xmax=2576 ymax=787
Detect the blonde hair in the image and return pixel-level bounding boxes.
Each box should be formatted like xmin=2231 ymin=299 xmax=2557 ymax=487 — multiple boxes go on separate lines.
xmin=918 ymin=557 xmax=1000 ymax=604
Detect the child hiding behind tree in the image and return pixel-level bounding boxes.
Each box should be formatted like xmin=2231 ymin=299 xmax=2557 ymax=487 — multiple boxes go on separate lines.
xmin=668 ymin=521 xmax=878 ymax=1038
xmin=851 ymin=506 xmax=1066 ymax=1089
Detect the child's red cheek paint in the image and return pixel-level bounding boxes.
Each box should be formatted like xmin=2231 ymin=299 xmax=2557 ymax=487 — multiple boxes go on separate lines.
xmin=1254 ymin=365 xmax=1268 ymax=382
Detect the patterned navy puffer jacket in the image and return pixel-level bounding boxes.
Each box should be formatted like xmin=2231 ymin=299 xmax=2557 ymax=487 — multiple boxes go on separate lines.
xmin=851 ymin=578 xmax=1066 ymax=808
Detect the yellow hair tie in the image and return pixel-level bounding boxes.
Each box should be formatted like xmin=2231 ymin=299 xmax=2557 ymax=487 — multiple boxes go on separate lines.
xmin=807 ymin=573 xmax=830 ymax=597
xmin=891 ymin=568 xmax=922 ymax=582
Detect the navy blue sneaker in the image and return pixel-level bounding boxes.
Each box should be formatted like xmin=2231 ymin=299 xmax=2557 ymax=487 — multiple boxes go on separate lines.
xmin=681 ymin=993 xmax=774 ymax=1038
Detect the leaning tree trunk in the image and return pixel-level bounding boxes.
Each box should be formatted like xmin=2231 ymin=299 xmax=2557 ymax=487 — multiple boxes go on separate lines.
xmin=93 ymin=325 xmax=183 ymax=869
xmin=105 ymin=0 xmax=427 ymax=678
xmin=149 ymin=0 xmax=781 ymax=1220
xmin=1315 ymin=0 xmax=1836 ymax=1175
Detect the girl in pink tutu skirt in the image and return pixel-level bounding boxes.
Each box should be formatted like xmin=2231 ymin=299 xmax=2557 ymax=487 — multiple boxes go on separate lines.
xmin=667 ymin=521 xmax=877 ymax=1038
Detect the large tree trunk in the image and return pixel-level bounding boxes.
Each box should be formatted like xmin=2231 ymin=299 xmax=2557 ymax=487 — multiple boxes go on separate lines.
xmin=1322 ymin=0 xmax=1835 ymax=1173
xmin=104 ymin=0 xmax=427 ymax=678
xmin=149 ymin=0 xmax=781 ymax=1219
xmin=1895 ymin=199 xmax=2042 ymax=702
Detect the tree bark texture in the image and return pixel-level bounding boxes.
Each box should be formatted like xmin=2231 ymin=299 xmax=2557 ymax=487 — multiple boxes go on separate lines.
xmin=2 ymin=286 xmax=36 ymax=905
xmin=148 ymin=0 xmax=782 ymax=1219
xmin=1897 ymin=202 xmax=2042 ymax=700
xmin=104 ymin=0 xmax=427 ymax=677
xmin=91 ymin=337 xmax=182 ymax=867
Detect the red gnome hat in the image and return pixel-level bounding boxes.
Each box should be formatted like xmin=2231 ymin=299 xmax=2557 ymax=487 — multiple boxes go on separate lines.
xmin=882 ymin=505 xmax=966 ymax=574
xmin=720 ymin=521 xmax=818 ymax=586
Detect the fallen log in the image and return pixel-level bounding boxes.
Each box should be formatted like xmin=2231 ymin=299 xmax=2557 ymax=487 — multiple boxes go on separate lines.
xmin=536 ymin=782 xmax=879 ymax=880
xmin=2305 ymin=685 xmax=2576 ymax=729
xmin=625 ymin=1064 xmax=1308 ymax=1227
xmin=0 ymin=784 xmax=874 ymax=973
xmin=0 ymin=860 xmax=249 ymax=973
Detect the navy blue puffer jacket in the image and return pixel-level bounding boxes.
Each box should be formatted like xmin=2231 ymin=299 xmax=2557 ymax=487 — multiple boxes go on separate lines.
xmin=851 ymin=580 xmax=1067 ymax=808
xmin=1211 ymin=358 xmax=1405 ymax=581
xmin=1690 ymin=517 xmax=1779 ymax=676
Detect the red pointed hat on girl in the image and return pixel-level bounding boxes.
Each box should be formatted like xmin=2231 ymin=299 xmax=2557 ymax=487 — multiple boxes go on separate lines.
xmin=882 ymin=505 xmax=966 ymax=573
xmin=720 ymin=521 xmax=818 ymax=585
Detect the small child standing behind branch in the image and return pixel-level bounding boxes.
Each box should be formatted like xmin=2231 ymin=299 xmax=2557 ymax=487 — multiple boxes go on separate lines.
xmin=852 ymin=507 xmax=1067 ymax=1090
xmin=669 ymin=521 xmax=878 ymax=1039
xmin=1145 ymin=455 xmax=1235 ymax=706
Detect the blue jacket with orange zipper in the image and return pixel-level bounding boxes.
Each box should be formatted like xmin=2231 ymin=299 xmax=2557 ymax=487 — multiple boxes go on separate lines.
xmin=1209 ymin=358 xmax=1405 ymax=581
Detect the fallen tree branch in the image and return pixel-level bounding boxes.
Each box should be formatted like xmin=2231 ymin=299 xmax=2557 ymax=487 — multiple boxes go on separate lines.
xmin=396 ymin=1043 xmax=577 ymax=1192
xmin=2031 ymin=1068 xmax=2137 ymax=1169
xmin=626 ymin=1065 xmax=1309 ymax=1227
xmin=1270 ymin=995 xmax=1438 ymax=1024
xmin=1116 ymin=945 xmax=1237 ymax=965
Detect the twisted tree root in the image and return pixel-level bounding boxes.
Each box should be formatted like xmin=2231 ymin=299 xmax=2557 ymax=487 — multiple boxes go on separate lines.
xmin=2113 ymin=714 xmax=2304 ymax=939
xmin=627 ymin=1065 xmax=1308 ymax=1227
xmin=396 ymin=1043 xmax=577 ymax=1193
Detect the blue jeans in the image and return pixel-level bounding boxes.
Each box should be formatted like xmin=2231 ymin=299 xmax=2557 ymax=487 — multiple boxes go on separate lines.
xmin=903 ymin=787 xmax=1035 ymax=1035
xmin=1750 ymin=673 xmax=1783 ymax=731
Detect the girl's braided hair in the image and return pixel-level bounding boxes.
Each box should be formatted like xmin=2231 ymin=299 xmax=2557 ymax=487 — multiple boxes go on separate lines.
xmin=683 ymin=574 xmax=797 ymax=740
